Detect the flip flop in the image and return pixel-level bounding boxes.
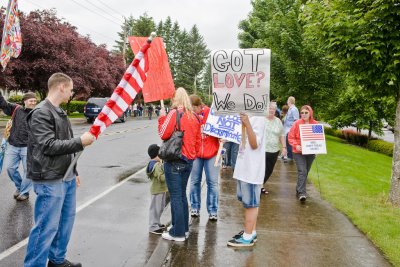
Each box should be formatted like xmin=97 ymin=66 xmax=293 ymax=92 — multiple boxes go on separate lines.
xmin=261 ymin=188 xmax=269 ymax=195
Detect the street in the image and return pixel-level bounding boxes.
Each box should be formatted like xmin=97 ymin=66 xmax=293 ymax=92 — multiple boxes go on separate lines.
xmin=0 ymin=117 xmax=161 ymax=266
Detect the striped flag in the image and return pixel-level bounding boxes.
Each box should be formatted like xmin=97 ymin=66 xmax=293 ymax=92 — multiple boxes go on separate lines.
xmin=300 ymin=124 xmax=325 ymax=141
xmin=89 ymin=39 xmax=152 ymax=138
xmin=1 ymin=0 xmax=22 ymax=70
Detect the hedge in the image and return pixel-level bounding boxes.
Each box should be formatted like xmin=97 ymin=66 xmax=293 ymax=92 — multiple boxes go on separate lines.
xmin=365 ymin=140 xmax=394 ymax=157
xmin=61 ymin=101 xmax=86 ymax=114
xmin=8 ymin=95 xmax=23 ymax=103
xmin=324 ymin=126 xmax=393 ymax=157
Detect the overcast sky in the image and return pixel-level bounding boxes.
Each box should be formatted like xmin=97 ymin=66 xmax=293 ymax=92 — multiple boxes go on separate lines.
xmin=17 ymin=0 xmax=253 ymax=51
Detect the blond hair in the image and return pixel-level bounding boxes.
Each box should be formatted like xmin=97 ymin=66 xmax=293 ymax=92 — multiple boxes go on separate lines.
xmin=172 ymin=87 xmax=193 ymax=114
xmin=288 ymin=96 xmax=295 ymax=105
xmin=48 ymin=73 xmax=72 ymax=91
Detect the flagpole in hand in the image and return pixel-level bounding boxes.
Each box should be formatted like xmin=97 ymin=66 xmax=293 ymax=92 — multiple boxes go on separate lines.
xmin=64 ymin=32 xmax=156 ymax=181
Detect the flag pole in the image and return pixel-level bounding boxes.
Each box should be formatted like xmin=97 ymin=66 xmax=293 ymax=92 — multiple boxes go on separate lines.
xmin=62 ymin=32 xmax=156 ymax=180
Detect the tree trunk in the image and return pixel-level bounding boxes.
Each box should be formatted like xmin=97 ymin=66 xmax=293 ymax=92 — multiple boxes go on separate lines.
xmin=389 ymin=89 xmax=400 ymax=206
xmin=368 ymin=121 xmax=372 ymax=139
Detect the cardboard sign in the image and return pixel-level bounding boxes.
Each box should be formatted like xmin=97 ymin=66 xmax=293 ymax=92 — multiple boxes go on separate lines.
xmin=211 ymin=49 xmax=271 ymax=116
xmin=129 ymin=37 xmax=175 ymax=102
xmin=299 ymin=124 xmax=327 ymax=155
xmin=203 ymin=108 xmax=242 ymax=144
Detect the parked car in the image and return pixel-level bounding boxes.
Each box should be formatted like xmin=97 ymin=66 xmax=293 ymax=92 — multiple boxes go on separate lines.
xmin=84 ymin=97 xmax=127 ymax=123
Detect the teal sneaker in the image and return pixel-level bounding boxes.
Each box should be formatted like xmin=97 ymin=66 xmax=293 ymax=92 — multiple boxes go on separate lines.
xmin=227 ymin=236 xmax=254 ymax=247
xmin=232 ymin=231 xmax=257 ymax=243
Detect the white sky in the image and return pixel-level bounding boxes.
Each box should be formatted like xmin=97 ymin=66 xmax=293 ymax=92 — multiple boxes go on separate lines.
xmin=17 ymin=0 xmax=253 ymax=51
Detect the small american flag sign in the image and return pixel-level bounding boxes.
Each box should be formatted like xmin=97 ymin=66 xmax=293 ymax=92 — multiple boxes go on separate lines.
xmin=299 ymin=124 xmax=327 ymax=154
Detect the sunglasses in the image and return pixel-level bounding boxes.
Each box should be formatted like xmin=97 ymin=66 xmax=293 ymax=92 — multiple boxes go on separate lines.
xmin=301 ymin=111 xmax=309 ymax=115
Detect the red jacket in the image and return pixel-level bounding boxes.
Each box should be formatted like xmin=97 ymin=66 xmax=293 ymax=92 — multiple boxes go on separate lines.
xmin=288 ymin=105 xmax=318 ymax=154
xmin=158 ymin=108 xmax=201 ymax=160
xmin=197 ymin=106 xmax=220 ymax=159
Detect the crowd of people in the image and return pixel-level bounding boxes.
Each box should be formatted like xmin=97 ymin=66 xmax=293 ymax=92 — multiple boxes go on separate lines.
xmin=0 ymin=74 xmax=317 ymax=264
xmin=152 ymin=89 xmax=317 ymax=248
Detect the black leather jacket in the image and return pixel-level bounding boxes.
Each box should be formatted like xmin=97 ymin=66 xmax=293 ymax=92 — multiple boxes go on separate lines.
xmin=27 ymin=99 xmax=83 ymax=181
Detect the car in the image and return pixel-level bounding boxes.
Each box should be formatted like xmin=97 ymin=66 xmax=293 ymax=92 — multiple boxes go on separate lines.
xmin=83 ymin=97 xmax=127 ymax=123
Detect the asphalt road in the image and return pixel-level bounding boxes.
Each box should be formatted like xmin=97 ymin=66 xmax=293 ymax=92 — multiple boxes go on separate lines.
xmin=0 ymin=117 xmax=161 ymax=266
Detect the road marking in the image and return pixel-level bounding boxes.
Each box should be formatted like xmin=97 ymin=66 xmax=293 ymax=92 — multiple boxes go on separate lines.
xmin=0 ymin=167 xmax=146 ymax=262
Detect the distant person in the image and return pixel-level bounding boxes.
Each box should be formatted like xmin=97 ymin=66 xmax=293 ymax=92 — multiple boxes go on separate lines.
xmin=189 ymin=95 xmax=220 ymax=221
xmin=228 ymin=113 xmax=266 ymax=247
xmin=24 ymin=73 xmax=95 ymax=267
xmin=0 ymin=91 xmax=37 ymax=201
xmin=158 ymin=87 xmax=201 ymax=242
xmin=155 ymin=105 xmax=161 ymax=117
xmin=148 ymin=104 xmax=154 ymax=120
xmin=261 ymin=102 xmax=286 ymax=195
xmin=280 ymin=105 xmax=289 ymax=123
xmin=132 ymin=103 xmax=138 ymax=117
xmin=146 ymin=144 xmax=168 ymax=235
xmin=288 ymin=105 xmax=318 ymax=202
xmin=283 ymin=96 xmax=299 ymax=161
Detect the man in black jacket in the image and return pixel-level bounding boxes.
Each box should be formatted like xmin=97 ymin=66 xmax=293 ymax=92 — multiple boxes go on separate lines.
xmin=24 ymin=73 xmax=95 ymax=267
xmin=0 ymin=91 xmax=37 ymax=201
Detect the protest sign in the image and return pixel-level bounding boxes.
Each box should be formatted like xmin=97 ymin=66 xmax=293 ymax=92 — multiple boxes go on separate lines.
xmin=299 ymin=124 xmax=327 ymax=155
xmin=211 ymin=49 xmax=271 ymax=116
xmin=203 ymin=108 xmax=241 ymax=144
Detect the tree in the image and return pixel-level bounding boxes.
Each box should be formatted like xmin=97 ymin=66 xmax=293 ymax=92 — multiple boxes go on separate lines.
xmin=0 ymin=9 xmax=125 ymax=100
xmin=303 ymin=0 xmax=400 ymax=205
xmin=238 ymin=0 xmax=342 ymax=115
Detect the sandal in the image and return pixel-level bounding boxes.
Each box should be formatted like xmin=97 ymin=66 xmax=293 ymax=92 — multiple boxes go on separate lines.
xmin=261 ymin=188 xmax=269 ymax=195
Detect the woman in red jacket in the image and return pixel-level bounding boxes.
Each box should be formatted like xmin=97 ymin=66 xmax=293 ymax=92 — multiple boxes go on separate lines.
xmin=189 ymin=95 xmax=220 ymax=221
xmin=288 ymin=105 xmax=318 ymax=202
xmin=158 ymin=87 xmax=201 ymax=241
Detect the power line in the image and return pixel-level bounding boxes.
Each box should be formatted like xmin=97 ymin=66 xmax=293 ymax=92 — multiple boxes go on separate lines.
xmin=69 ymin=0 xmax=121 ymax=27
xmin=82 ymin=0 xmax=124 ymax=23
xmin=96 ymin=0 xmax=126 ymax=18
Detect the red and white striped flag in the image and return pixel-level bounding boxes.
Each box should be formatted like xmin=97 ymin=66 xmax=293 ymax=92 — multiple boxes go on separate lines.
xmin=89 ymin=37 xmax=153 ymax=138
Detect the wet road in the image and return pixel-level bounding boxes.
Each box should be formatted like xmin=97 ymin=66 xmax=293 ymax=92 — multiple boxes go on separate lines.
xmin=0 ymin=117 xmax=161 ymax=266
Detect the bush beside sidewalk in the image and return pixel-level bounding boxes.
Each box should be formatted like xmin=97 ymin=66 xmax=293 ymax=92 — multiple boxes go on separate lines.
xmin=309 ymin=135 xmax=400 ymax=266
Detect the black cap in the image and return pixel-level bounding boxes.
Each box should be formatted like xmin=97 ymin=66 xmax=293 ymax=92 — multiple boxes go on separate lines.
xmin=148 ymin=144 xmax=160 ymax=159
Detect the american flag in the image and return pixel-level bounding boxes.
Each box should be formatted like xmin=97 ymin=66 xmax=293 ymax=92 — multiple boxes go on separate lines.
xmin=1 ymin=0 xmax=22 ymax=70
xmin=89 ymin=39 xmax=152 ymax=138
xmin=300 ymin=124 xmax=325 ymax=141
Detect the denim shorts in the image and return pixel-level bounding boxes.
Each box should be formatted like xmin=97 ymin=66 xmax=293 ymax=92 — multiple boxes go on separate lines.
xmin=236 ymin=180 xmax=261 ymax=208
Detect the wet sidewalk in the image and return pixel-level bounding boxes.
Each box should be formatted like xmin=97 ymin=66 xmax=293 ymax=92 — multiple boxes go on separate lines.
xmin=150 ymin=160 xmax=390 ymax=267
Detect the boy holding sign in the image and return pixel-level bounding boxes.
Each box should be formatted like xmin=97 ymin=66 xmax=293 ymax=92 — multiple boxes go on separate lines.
xmin=227 ymin=113 xmax=266 ymax=247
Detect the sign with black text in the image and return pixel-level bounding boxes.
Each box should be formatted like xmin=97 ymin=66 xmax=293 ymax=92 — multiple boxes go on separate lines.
xmin=300 ymin=124 xmax=327 ymax=155
xmin=211 ymin=49 xmax=271 ymax=116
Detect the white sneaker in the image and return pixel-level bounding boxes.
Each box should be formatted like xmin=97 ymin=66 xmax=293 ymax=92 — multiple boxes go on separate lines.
xmin=185 ymin=232 xmax=189 ymax=239
xmin=162 ymin=231 xmax=185 ymax=242
xmin=167 ymin=225 xmax=172 ymax=231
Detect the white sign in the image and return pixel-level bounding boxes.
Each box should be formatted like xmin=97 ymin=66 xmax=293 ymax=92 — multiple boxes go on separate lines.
xmin=203 ymin=108 xmax=242 ymax=144
xmin=211 ymin=49 xmax=271 ymax=116
xmin=299 ymin=124 xmax=327 ymax=155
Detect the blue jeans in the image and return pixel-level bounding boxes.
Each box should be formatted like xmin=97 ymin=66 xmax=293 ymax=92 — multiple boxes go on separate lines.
xmin=24 ymin=178 xmax=77 ymax=267
xmin=223 ymin=142 xmax=239 ymax=169
xmin=286 ymin=135 xmax=293 ymax=159
xmin=236 ymin=180 xmax=261 ymax=208
xmin=4 ymin=144 xmax=31 ymax=195
xmin=164 ymin=160 xmax=193 ymax=237
xmin=190 ymin=156 xmax=219 ymax=215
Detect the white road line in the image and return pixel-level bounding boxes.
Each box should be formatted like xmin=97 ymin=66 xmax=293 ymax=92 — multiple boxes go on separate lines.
xmin=0 ymin=167 xmax=146 ymax=262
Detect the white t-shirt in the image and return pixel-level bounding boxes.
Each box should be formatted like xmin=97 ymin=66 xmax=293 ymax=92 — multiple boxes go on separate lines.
xmin=233 ymin=116 xmax=266 ymax=185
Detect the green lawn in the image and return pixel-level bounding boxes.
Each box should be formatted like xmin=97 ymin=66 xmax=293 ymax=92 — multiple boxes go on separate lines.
xmin=309 ymin=135 xmax=400 ymax=266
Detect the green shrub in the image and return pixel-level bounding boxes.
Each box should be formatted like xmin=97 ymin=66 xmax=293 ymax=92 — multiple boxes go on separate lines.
xmin=342 ymin=129 xmax=369 ymax=146
xmin=8 ymin=95 xmax=23 ymax=103
xmin=61 ymin=101 xmax=86 ymax=114
xmin=366 ymin=140 xmax=394 ymax=157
